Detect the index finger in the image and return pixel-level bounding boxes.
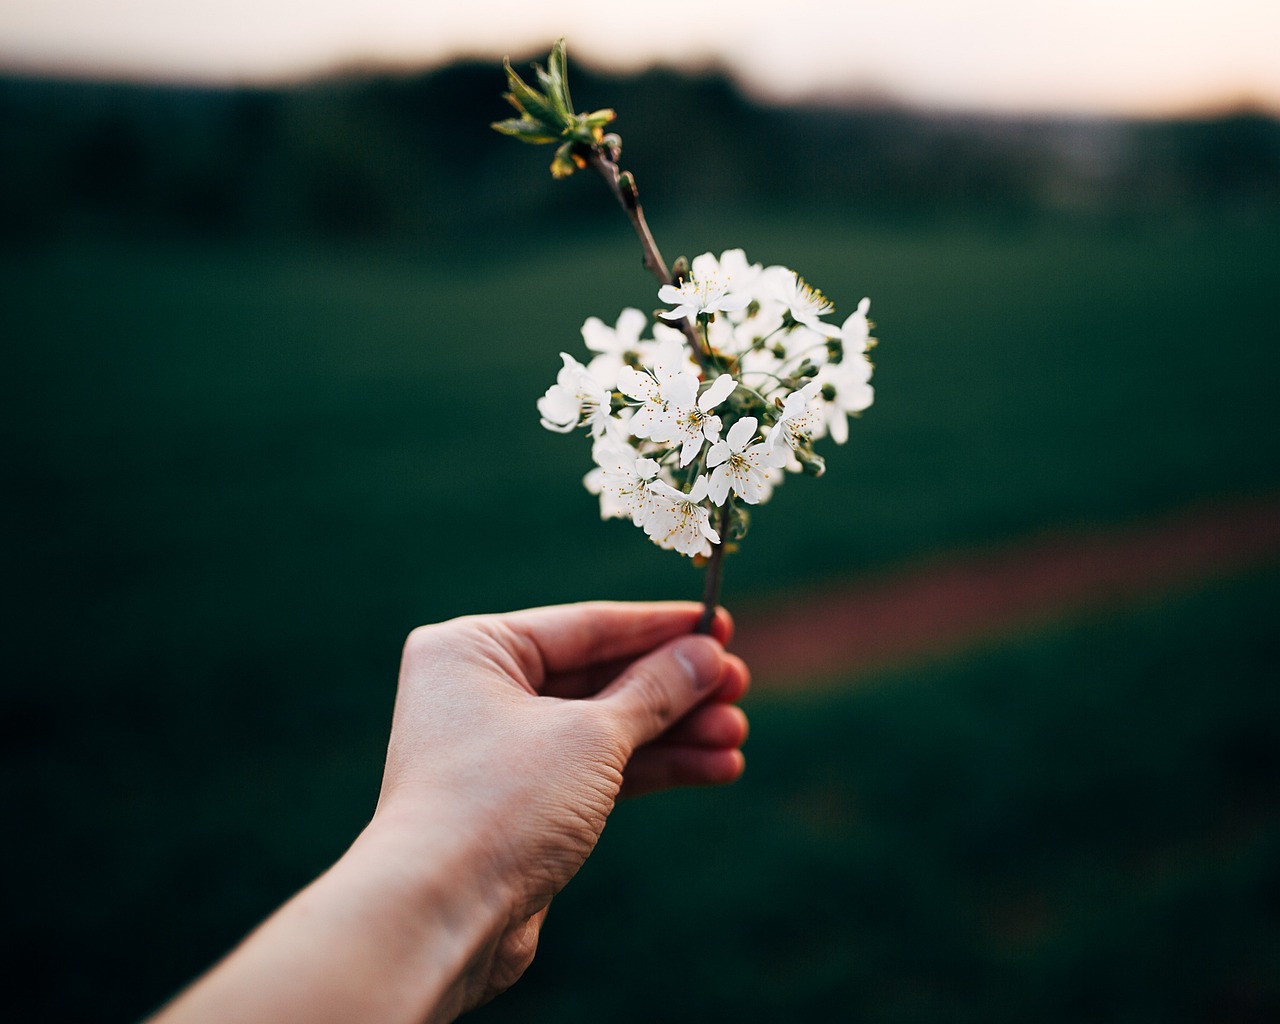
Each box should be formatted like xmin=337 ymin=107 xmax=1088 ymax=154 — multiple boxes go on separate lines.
xmin=500 ymin=601 xmax=733 ymax=678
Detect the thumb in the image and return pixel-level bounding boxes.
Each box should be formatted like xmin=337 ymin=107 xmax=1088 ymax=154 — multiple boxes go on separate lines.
xmin=595 ymin=635 xmax=725 ymax=752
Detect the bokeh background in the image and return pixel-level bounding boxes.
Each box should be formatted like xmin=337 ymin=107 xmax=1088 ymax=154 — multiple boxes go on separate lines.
xmin=4 ymin=4 xmax=1280 ymax=1021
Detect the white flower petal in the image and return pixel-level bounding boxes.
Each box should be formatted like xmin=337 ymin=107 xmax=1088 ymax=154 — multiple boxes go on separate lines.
xmin=616 ymin=365 xmax=656 ymax=403
xmin=651 ymin=323 xmax=687 ymax=346
xmin=537 ymin=389 xmax=578 ymax=432
xmin=726 ymin=415 xmax=758 ymax=451
xmin=829 ymin=410 xmax=849 ymax=445
xmin=616 ymin=307 xmax=646 ymax=343
xmin=580 ymin=316 xmax=612 ymax=353
xmin=699 ymin=373 xmax=737 ymax=411
xmin=707 ymin=466 xmax=731 ymax=506
xmin=667 ymin=373 xmax=700 ymax=409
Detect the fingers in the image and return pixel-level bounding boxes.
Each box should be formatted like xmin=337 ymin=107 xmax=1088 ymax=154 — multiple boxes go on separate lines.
xmin=657 ymin=702 xmax=749 ymax=749
xmin=618 ymin=697 xmax=748 ymax=798
xmin=542 ymin=647 xmax=750 ymax=703
xmin=620 ymin=746 xmax=746 ymax=798
xmin=711 ymin=652 xmax=751 ymax=704
xmin=593 ymin=634 xmax=727 ymax=751
xmin=499 ymin=602 xmax=734 ymax=688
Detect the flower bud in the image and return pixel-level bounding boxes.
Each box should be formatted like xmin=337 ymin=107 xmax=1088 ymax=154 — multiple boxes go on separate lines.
xmin=671 ymin=256 xmax=690 ymax=284
xmin=821 ymin=383 xmax=837 ymax=402
xmin=619 ymin=170 xmax=639 ymax=210
xmin=797 ymin=449 xmax=826 ymax=477
xmin=551 ymin=141 xmax=578 ymax=179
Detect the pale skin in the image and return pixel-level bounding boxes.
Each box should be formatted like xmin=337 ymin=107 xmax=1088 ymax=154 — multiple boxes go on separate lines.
xmin=150 ymin=601 xmax=750 ymax=1024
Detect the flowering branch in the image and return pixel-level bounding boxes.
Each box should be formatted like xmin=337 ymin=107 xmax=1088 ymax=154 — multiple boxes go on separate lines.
xmin=579 ymin=141 xmax=714 ymax=377
xmin=498 ymin=41 xmax=879 ymax=637
xmin=495 ymin=42 xmax=711 ymax=374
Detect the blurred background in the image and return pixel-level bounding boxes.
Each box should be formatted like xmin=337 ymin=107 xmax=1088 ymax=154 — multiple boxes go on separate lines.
xmin=3 ymin=2 xmax=1279 ymax=1021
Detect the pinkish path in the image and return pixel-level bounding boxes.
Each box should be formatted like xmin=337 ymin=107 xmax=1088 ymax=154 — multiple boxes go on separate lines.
xmin=731 ymin=491 xmax=1280 ymax=690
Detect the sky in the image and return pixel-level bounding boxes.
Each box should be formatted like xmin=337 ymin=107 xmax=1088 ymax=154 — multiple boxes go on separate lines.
xmin=2 ymin=0 xmax=1278 ymax=116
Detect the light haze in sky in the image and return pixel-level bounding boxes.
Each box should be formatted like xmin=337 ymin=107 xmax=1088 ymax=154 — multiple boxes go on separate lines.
xmin=2 ymin=0 xmax=1277 ymax=115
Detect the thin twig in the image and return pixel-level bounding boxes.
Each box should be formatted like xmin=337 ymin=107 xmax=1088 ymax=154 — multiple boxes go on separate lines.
xmin=581 ymin=148 xmax=712 ymax=375
xmin=695 ymin=504 xmax=732 ymax=635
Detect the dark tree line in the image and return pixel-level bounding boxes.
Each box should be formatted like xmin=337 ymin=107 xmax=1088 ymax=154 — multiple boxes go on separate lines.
xmin=3 ymin=61 xmax=1278 ymax=244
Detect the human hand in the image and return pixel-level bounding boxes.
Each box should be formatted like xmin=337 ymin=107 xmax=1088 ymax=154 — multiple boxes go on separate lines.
xmin=147 ymin=601 xmax=748 ymax=1024
xmin=374 ymin=600 xmax=749 ymax=1013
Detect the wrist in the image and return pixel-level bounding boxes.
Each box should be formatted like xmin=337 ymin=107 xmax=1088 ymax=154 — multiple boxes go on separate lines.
xmin=149 ymin=808 xmax=514 ymax=1024
xmin=346 ymin=809 xmax=516 ymax=1022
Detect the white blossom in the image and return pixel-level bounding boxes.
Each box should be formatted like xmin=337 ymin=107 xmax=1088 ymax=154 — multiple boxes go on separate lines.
xmin=705 ymin=416 xmax=787 ymax=506
xmin=537 ymin=352 xmax=612 ymax=437
xmin=533 ymin=246 xmax=877 ymax=564
xmin=765 ymin=379 xmax=825 ymax=454
xmin=585 ymin=440 xmax=663 ymax=524
xmin=814 ymin=357 xmax=874 ymax=445
xmin=765 ymin=267 xmax=841 ymax=337
xmin=840 ymin=297 xmax=874 ymax=354
xmin=616 ymin=336 xmax=693 ymax=440
xmin=658 ymin=271 xmax=750 ymax=322
xmin=581 ymin=307 xmax=648 ymax=391
xmin=690 ymin=249 xmax=762 ymax=316
xmin=649 ymin=372 xmax=738 ymax=467
xmin=644 ymin=476 xmax=720 ymax=558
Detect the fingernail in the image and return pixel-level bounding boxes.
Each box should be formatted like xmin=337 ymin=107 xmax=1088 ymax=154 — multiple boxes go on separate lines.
xmin=671 ymin=636 xmax=722 ymax=694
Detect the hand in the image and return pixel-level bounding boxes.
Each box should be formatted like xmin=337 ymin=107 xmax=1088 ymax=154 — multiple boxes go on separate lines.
xmin=375 ymin=600 xmax=750 ymax=1013
xmin=148 ymin=601 xmax=748 ymax=1024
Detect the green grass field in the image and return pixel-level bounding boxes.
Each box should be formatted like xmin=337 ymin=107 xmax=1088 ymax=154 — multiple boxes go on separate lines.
xmin=4 ymin=206 xmax=1279 ymax=1020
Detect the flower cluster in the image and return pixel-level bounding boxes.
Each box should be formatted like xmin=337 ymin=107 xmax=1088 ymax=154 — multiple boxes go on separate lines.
xmin=538 ymin=249 xmax=876 ymax=559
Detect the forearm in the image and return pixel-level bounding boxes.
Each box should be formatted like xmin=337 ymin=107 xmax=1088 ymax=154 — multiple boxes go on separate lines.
xmin=150 ymin=816 xmax=511 ymax=1024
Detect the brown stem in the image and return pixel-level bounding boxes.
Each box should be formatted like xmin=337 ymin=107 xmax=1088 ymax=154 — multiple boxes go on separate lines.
xmin=695 ymin=504 xmax=732 ymax=635
xmin=582 ymin=149 xmax=668 ymax=280
xmin=581 ymin=147 xmax=712 ymax=375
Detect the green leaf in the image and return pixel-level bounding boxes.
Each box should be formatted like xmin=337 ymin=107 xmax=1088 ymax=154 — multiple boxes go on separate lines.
xmin=583 ymin=108 xmax=617 ymax=129
xmin=495 ymin=40 xmax=616 ymax=177
xmin=490 ymin=117 xmax=559 ymax=144
xmin=548 ymin=39 xmax=572 ymax=111
xmin=501 ymin=60 xmax=561 ymax=129
xmin=535 ymin=65 xmax=571 ymax=121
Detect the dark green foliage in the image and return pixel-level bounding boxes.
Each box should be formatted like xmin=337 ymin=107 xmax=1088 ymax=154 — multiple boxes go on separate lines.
xmin=3 ymin=66 xmax=1280 ymax=245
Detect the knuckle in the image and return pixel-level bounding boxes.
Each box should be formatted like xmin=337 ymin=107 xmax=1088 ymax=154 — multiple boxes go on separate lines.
xmin=402 ymin=624 xmax=436 ymax=660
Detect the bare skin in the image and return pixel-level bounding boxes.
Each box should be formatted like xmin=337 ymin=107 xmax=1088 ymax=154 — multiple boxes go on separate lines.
xmin=150 ymin=601 xmax=749 ymax=1024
